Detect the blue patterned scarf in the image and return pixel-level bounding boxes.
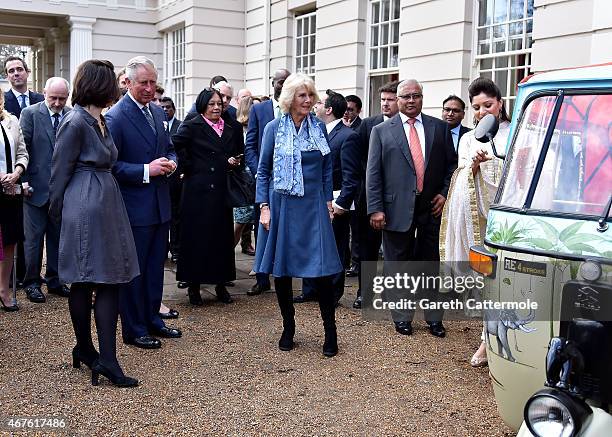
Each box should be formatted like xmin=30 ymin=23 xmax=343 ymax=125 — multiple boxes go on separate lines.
xmin=273 ymin=112 xmax=330 ymax=197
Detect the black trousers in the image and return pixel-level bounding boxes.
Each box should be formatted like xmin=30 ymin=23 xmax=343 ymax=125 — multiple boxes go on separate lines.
xmin=355 ymin=201 xmax=382 ymax=298
xmin=382 ymin=196 xmax=443 ymax=324
xmin=168 ymin=174 xmax=182 ymax=257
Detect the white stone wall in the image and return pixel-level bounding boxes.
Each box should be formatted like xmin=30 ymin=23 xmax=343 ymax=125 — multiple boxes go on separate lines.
xmin=531 ymin=0 xmax=612 ymax=72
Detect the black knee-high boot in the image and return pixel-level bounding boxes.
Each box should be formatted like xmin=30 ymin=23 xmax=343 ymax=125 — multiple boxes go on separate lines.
xmin=316 ymin=275 xmax=338 ymax=357
xmin=274 ymin=276 xmax=295 ymax=351
xmin=68 ymin=283 xmax=99 ymax=368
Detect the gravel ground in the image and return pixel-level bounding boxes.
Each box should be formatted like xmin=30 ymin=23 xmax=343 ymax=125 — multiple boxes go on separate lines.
xmin=0 ymin=252 xmax=514 ymax=437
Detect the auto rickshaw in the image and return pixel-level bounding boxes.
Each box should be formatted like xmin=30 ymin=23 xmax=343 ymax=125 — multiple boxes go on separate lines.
xmin=468 ymin=63 xmax=612 ymax=436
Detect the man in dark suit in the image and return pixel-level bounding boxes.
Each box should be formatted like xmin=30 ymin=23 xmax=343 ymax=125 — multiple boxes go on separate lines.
xmin=352 ymin=81 xmax=399 ymax=309
xmin=19 ymin=77 xmax=71 ymax=303
xmin=106 ymin=56 xmax=182 ymax=350
xmin=244 ymin=68 xmax=291 ymax=296
xmin=367 ymin=79 xmax=457 ymax=338
xmin=4 ymin=56 xmax=44 ymax=289
xmin=3 ymin=57 xmax=44 ymax=119
xmin=442 ymin=95 xmax=470 ymax=154
xmin=160 ymin=97 xmax=182 ymax=262
xmin=343 ymin=95 xmax=362 ymax=131
xmin=295 ymin=90 xmax=361 ymax=305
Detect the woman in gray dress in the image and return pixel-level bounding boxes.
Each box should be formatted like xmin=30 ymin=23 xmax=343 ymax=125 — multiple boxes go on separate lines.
xmin=49 ymin=60 xmax=140 ymax=388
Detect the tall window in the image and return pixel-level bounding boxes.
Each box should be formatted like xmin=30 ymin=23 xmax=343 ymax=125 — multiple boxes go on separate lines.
xmin=295 ymin=12 xmax=316 ymax=77
xmin=165 ymin=27 xmax=185 ymax=119
xmin=476 ymin=0 xmax=534 ymax=113
xmin=369 ymin=0 xmax=400 ymax=71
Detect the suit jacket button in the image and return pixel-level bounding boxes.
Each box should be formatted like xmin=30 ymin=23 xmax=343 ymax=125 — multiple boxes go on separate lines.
xmin=210 ymin=184 xmax=215 ymax=188
xmin=211 ymin=167 xmax=215 ymax=172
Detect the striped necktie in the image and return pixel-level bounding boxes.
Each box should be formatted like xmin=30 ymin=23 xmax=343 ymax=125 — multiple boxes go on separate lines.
xmin=142 ymin=106 xmax=156 ymax=133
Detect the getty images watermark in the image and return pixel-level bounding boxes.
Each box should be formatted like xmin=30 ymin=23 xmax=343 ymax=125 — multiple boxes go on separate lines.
xmin=370 ymin=271 xmax=537 ymax=312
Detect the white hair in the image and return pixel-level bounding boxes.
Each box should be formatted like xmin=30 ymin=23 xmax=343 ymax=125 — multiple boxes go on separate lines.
xmin=44 ymin=76 xmax=70 ymax=92
xmin=397 ymin=79 xmax=423 ymax=93
xmin=213 ymin=80 xmax=233 ymax=93
xmin=125 ymin=56 xmax=157 ymax=80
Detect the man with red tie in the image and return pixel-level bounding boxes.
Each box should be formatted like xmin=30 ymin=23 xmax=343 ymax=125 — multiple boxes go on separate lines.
xmin=366 ymin=79 xmax=457 ymax=338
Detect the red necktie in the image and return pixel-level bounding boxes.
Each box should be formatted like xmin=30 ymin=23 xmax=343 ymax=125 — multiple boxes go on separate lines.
xmin=407 ymin=118 xmax=424 ymax=192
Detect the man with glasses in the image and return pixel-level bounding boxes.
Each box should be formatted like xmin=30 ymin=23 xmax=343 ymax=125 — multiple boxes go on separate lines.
xmin=441 ymin=95 xmax=470 ymax=154
xmin=366 ymin=79 xmax=457 ymax=338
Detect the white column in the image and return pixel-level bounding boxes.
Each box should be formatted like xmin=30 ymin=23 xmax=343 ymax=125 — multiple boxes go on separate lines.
xmin=48 ymin=27 xmax=61 ymax=77
xmin=69 ymin=16 xmax=96 ymax=81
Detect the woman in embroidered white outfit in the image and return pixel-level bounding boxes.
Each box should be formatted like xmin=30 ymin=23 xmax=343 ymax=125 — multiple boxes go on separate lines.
xmin=440 ymin=78 xmax=511 ymax=367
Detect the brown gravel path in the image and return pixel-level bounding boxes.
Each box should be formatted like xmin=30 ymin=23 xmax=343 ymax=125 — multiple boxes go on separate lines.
xmin=0 ymin=251 xmax=514 ymax=437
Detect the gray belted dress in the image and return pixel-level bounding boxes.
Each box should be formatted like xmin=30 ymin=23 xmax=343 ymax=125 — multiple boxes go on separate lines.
xmin=49 ymin=105 xmax=139 ymax=284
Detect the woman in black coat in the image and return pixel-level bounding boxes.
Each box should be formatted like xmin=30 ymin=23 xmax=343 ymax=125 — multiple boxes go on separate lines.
xmin=172 ymin=88 xmax=244 ymax=305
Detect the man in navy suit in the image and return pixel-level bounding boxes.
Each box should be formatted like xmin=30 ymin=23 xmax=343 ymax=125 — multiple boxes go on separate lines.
xmin=3 ymin=57 xmax=44 ymax=119
xmin=244 ymin=68 xmax=291 ymax=296
xmin=352 ymin=81 xmax=399 ymax=309
xmin=106 ymin=56 xmax=182 ymax=350
xmin=3 ymin=56 xmax=44 ymax=290
xmin=296 ymin=90 xmax=361 ymax=305
xmin=441 ymin=95 xmax=471 ymax=155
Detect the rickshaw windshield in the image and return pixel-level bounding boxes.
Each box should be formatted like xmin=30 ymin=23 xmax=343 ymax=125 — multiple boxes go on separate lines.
xmin=497 ymin=92 xmax=612 ymax=217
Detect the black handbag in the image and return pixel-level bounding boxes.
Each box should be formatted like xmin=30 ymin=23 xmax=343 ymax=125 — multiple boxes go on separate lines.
xmin=226 ymin=167 xmax=255 ymax=207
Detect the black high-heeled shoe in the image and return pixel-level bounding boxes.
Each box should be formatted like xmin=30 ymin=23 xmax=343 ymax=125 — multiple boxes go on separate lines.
xmin=0 ymin=295 xmax=19 ymax=312
xmin=91 ymin=360 xmax=138 ymax=388
xmin=72 ymin=346 xmax=99 ymax=369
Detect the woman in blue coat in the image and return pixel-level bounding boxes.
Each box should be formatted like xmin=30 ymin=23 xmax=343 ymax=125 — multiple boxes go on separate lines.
xmin=254 ymin=73 xmax=342 ymax=357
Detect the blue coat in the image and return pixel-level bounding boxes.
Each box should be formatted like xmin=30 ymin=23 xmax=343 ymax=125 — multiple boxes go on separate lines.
xmin=105 ymin=95 xmax=176 ymax=226
xmin=253 ymin=118 xmax=342 ymax=278
xmin=244 ymin=99 xmax=274 ymax=176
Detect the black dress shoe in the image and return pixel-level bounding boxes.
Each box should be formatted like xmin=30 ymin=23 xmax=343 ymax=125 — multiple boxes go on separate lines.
xmin=293 ymin=293 xmax=316 ymax=303
xmin=428 ymin=322 xmax=446 ymax=338
xmin=394 ymin=321 xmax=413 ymax=336
xmin=215 ymin=285 xmax=233 ymax=304
xmin=159 ymin=308 xmax=179 ymax=319
xmin=345 ymin=264 xmax=359 ymax=277
xmin=177 ymin=281 xmax=189 ymax=289
xmin=247 ymin=282 xmax=270 ymax=296
xmin=72 ymin=346 xmax=99 ymax=369
xmin=171 ymin=254 xmax=178 ymax=263
xmin=25 ymin=285 xmax=46 ymax=303
xmin=151 ymin=326 xmax=182 ymax=338
xmin=123 ymin=335 xmax=162 ymax=349
xmin=0 ymin=295 xmax=19 ymax=312
xmin=91 ymin=360 xmax=138 ymax=388
xmin=352 ymin=295 xmax=362 ymax=309
xmin=224 ymin=281 xmax=235 ymax=287
xmin=48 ymin=284 xmax=70 ymax=297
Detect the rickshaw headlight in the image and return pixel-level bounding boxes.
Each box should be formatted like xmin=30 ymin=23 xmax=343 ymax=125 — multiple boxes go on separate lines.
xmin=524 ymin=388 xmax=591 ymax=437
xmin=579 ymin=261 xmax=602 ymax=282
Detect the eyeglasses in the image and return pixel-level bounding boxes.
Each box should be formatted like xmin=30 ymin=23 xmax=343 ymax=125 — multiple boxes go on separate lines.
xmin=398 ymin=93 xmax=423 ymax=101
xmin=442 ymin=107 xmax=464 ymax=114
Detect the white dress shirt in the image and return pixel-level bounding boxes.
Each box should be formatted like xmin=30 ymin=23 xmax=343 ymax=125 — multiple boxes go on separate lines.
xmin=11 ymin=88 xmax=30 ymax=107
xmin=46 ymin=103 xmax=66 ymax=127
xmin=272 ymin=98 xmax=281 ymax=118
xmin=450 ymin=124 xmax=461 ymax=152
xmin=399 ymin=112 xmax=426 ymax=159
xmin=326 ymin=118 xmax=342 ymax=135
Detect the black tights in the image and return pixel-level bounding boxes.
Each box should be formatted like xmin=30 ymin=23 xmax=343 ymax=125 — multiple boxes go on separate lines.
xmin=274 ymin=276 xmax=336 ymax=333
xmin=69 ymin=283 xmax=123 ymax=376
